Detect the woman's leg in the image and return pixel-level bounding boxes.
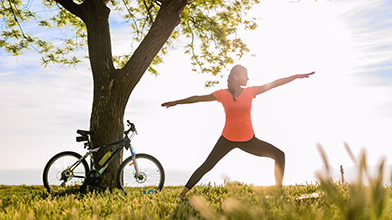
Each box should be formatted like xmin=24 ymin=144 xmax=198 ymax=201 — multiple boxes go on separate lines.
xmin=182 ymin=136 xmax=235 ymax=195
xmin=238 ymin=138 xmax=285 ymax=187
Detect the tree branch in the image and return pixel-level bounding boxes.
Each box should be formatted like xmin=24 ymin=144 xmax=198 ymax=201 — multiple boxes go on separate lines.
xmin=8 ymin=0 xmax=28 ymax=39
xmin=82 ymin=0 xmax=114 ymax=80
xmin=122 ymin=0 xmax=188 ymax=88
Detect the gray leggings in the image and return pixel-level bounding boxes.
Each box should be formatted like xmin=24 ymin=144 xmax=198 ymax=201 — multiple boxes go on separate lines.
xmin=185 ymin=135 xmax=285 ymax=189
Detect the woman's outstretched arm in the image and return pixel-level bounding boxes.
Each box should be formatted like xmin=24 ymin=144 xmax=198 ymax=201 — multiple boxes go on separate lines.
xmin=256 ymin=72 xmax=315 ymax=95
xmin=161 ymin=94 xmax=216 ymax=108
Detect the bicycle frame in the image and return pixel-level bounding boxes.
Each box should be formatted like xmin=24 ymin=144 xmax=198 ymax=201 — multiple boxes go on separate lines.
xmin=66 ymin=130 xmax=140 ymax=180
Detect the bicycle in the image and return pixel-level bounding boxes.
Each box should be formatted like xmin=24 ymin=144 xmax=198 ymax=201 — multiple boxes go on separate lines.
xmin=42 ymin=120 xmax=165 ymax=194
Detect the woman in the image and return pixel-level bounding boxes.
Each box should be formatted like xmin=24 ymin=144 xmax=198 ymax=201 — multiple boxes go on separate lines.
xmin=162 ymin=65 xmax=314 ymax=198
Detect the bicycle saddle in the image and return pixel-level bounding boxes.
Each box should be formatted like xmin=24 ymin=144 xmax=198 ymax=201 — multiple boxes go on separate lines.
xmin=76 ymin=130 xmax=95 ymax=136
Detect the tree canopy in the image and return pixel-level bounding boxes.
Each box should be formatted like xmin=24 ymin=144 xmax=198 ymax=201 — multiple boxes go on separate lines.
xmin=1 ymin=0 xmax=259 ymax=83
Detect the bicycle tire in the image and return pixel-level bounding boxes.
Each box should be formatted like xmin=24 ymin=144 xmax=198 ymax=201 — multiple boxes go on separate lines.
xmin=118 ymin=153 xmax=165 ymax=194
xmin=42 ymin=151 xmax=89 ymax=193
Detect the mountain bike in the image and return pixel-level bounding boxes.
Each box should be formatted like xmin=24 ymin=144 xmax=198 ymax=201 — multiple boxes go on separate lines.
xmin=42 ymin=120 xmax=165 ymax=194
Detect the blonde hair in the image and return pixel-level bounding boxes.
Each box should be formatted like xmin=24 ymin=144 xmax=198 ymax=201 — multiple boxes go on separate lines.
xmin=227 ymin=65 xmax=247 ymax=101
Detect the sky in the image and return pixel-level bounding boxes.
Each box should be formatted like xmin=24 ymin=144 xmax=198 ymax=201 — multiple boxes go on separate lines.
xmin=1 ymin=0 xmax=392 ymax=186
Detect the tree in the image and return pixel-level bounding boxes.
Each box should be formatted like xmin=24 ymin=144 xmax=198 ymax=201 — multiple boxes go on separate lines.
xmin=1 ymin=0 xmax=259 ymax=188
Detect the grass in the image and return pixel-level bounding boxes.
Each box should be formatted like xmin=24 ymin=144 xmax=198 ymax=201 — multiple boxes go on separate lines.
xmin=1 ymin=144 xmax=391 ymax=219
xmin=0 ymin=182 xmax=390 ymax=220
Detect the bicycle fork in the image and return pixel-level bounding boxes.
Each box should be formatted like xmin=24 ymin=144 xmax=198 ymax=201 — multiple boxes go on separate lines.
xmin=129 ymin=144 xmax=143 ymax=180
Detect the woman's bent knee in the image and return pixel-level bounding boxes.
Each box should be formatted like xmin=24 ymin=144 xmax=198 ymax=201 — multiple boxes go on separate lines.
xmin=275 ymin=149 xmax=285 ymax=164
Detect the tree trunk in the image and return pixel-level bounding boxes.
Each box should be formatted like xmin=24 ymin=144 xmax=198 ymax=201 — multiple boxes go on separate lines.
xmin=56 ymin=0 xmax=188 ymax=188
xmin=82 ymin=0 xmax=125 ymax=187
xmin=90 ymin=83 xmax=127 ymax=187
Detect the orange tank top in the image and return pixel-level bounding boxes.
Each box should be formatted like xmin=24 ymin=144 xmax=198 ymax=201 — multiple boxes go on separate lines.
xmin=213 ymin=86 xmax=258 ymax=142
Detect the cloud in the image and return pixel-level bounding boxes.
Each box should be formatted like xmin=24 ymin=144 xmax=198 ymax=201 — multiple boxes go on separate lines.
xmin=0 ymin=72 xmax=13 ymax=76
xmin=0 ymin=53 xmax=93 ymax=169
xmin=339 ymin=0 xmax=392 ymax=81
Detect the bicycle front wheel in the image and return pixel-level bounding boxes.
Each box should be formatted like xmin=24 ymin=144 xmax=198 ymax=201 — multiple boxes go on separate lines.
xmin=42 ymin=151 xmax=89 ymax=193
xmin=118 ymin=153 xmax=165 ymax=194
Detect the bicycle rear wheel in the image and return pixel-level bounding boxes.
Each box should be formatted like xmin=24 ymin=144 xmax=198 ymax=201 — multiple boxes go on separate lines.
xmin=42 ymin=151 xmax=89 ymax=193
xmin=118 ymin=153 xmax=165 ymax=194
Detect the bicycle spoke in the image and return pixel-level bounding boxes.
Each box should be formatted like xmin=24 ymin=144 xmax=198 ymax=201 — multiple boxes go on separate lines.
xmin=118 ymin=154 xmax=165 ymax=194
xmin=43 ymin=151 xmax=89 ymax=193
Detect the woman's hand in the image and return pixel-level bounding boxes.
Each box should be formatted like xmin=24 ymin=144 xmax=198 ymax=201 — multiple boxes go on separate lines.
xmin=161 ymin=101 xmax=177 ymax=108
xmin=296 ymin=72 xmax=315 ymax=79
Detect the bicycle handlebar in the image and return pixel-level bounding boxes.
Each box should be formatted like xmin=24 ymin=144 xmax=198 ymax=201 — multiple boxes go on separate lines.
xmin=125 ymin=120 xmax=137 ymax=135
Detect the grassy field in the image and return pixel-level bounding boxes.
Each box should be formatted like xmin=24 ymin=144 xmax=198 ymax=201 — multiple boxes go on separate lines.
xmin=0 ymin=181 xmax=391 ymax=220
xmin=1 ymin=147 xmax=391 ymax=219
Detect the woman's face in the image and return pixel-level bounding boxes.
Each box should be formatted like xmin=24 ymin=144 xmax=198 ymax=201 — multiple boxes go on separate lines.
xmin=235 ymin=71 xmax=249 ymax=86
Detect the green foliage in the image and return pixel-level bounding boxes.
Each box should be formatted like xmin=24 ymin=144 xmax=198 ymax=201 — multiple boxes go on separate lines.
xmin=316 ymin=143 xmax=392 ymax=220
xmin=1 ymin=0 xmax=84 ymax=65
xmin=1 ymin=0 xmax=258 ymax=78
xmin=180 ymin=0 xmax=259 ymax=78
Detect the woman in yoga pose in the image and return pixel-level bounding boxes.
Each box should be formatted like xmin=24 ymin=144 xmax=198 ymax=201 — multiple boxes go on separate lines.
xmin=162 ymin=65 xmax=314 ymax=198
